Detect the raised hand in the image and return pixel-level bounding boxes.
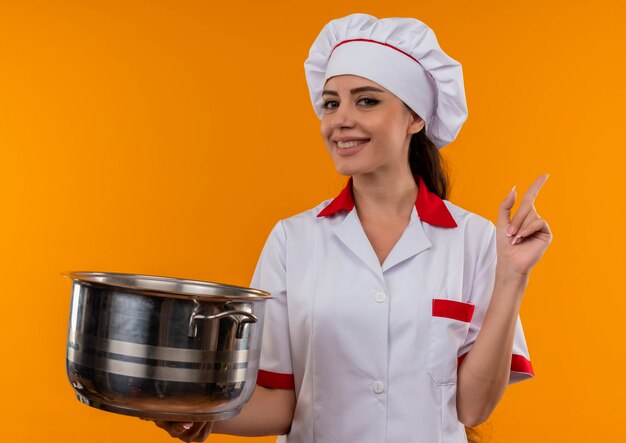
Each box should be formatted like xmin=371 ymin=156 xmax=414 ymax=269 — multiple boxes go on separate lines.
xmin=496 ymin=174 xmax=553 ymax=278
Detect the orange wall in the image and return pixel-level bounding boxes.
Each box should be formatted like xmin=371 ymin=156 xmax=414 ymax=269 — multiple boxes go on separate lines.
xmin=1 ymin=1 xmax=624 ymax=441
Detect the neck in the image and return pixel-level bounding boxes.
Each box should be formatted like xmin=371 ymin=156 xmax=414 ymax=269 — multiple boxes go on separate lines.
xmin=352 ymin=168 xmax=418 ymax=223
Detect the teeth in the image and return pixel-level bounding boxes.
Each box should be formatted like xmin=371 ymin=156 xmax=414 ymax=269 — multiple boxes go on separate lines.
xmin=337 ymin=140 xmax=368 ymax=149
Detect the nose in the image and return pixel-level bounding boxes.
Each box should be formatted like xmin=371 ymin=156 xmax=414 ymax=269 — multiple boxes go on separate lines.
xmin=330 ymin=102 xmax=357 ymax=129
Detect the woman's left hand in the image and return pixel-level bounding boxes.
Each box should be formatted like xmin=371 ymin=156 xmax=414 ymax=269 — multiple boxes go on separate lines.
xmin=496 ymin=173 xmax=553 ymax=278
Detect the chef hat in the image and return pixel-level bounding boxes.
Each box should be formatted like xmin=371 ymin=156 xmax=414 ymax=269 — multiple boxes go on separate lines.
xmin=304 ymin=13 xmax=468 ymax=149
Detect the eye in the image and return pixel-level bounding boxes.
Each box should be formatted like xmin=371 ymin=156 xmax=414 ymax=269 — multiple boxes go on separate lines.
xmin=357 ymin=97 xmax=379 ymax=106
xmin=322 ymin=100 xmax=339 ymax=110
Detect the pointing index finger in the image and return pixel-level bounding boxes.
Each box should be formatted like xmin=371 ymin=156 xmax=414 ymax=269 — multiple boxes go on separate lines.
xmin=522 ymin=174 xmax=550 ymax=204
xmin=507 ymin=174 xmax=549 ymax=236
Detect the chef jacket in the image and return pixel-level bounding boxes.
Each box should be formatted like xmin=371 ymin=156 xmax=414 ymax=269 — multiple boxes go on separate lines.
xmin=250 ymin=175 xmax=534 ymax=443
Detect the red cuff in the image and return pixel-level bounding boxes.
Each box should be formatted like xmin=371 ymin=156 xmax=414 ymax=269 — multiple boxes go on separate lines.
xmin=511 ymin=354 xmax=534 ymax=376
xmin=256 ymin=369 xmax=295 ymax=389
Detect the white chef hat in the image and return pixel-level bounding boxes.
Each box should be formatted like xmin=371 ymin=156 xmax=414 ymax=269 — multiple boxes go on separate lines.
xmin=304 ymin=13 xmax=468 ymax=149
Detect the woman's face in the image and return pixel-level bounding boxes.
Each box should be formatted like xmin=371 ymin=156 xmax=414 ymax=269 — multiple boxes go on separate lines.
xmin=320 ymin=74 xmax=424 ymax=177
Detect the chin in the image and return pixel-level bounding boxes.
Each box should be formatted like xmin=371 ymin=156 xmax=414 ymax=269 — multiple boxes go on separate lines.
xmin=334 ymin=164 xmax=361 ymax=177
xmin=334 ymin=160 xmax=376 ymax=177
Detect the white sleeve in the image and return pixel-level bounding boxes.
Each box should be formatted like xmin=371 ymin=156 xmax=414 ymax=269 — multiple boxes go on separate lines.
xmin=250 ymin=220 xmax=294 ymax=389
xmin=458 ymin=221 xmax=535 ymax=384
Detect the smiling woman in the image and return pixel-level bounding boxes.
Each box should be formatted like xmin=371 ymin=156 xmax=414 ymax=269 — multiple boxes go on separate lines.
xmin=320 ymin=77 xmax=425 ymax=182
xmin=149 ymin=12 xmax=550 ymax=443
xmin=320 ymin=79 xmax=447 ymax=198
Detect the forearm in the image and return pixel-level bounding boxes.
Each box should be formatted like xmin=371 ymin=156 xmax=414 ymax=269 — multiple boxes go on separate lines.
xmin=211 ymin=385 xmax=296 ymax=436
xmin=456 ymin=266 xmax=529 ymax=426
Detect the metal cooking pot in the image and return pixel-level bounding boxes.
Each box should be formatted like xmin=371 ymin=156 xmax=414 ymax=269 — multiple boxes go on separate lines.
xmin=65 ymin=272 xmax=271 ymax=421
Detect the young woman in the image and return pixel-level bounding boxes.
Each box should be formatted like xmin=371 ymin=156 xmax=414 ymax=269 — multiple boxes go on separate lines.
xmin=151 ymin=13 xmax=552 ymax=443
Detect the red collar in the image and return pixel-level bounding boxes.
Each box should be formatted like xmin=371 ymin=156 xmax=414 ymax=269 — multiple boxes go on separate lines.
xmin=317 ymin=175 xmax=457 ymax=228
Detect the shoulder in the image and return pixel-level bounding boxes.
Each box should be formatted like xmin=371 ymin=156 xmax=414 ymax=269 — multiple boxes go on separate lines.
xmin=442 ymin=199 xmax=496 ymax=237
xmin=278 ymin=199 xmax=336 ymax=230
xmin=440 ymin=200 xmax=497 ymax=261
xmin=260 ymin=199 xmax=334 ymax=248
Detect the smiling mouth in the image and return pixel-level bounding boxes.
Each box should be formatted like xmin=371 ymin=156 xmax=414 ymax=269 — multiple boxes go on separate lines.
xmin=336 ymin=140 xmax=369 ymax=149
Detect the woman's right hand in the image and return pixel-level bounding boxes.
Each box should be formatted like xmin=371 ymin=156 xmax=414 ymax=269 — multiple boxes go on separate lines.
xmin=151 ymin=420 xmax=214 ymax=442
xmin=141 ymin=386 xmax=295 ymax=439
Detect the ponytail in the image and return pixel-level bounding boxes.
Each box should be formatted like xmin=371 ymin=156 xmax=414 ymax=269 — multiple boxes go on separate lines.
xmin=408 ymin=128 xmax=450 ymax=200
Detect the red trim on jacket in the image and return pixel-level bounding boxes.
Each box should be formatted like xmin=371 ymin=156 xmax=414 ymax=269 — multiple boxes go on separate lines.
xmin=432 ymin=299 xmax=475 ymax=323
xmin=510 ymin=354 xmax=535 ymax=375
xmin=256 ymin=369 xmax=295 ymax=390
xmin=317 ymin=175 xmax=457 ymax=228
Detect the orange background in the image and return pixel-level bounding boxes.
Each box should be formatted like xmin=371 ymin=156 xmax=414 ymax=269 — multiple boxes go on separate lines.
xmin=1 ymin=1 xmax=624 ymax=442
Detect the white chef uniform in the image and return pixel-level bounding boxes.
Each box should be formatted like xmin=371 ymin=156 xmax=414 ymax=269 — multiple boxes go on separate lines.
xmin=250 ymin=174 xmax=534 ymax=443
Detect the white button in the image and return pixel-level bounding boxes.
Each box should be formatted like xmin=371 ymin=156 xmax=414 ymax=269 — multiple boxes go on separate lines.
xmin=374 ymin=291 xmax=387 ymax=303
xmin=371 ymin=381 xmax=385 ymax=394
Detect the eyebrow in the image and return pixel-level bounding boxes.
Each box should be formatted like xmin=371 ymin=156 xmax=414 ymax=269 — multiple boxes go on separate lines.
xmin=322 ymin=86 xmax=385 ymax=96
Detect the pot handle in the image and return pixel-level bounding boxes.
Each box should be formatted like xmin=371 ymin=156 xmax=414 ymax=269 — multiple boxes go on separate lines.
xmin=188 ymin=310 xmax=257 ymax=339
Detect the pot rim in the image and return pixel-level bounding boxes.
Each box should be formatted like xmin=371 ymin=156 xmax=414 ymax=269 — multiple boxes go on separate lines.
xmin=63 ymin=271 xmax=271 ymax=301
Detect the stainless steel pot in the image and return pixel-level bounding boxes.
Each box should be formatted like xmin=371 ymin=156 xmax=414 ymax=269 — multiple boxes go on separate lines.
xmin=65 ymin=272 xmax=271 ymax=421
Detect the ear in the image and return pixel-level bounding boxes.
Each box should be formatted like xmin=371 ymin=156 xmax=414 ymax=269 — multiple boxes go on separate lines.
xmin=408 ymin=111 xmax=425 ymax=135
